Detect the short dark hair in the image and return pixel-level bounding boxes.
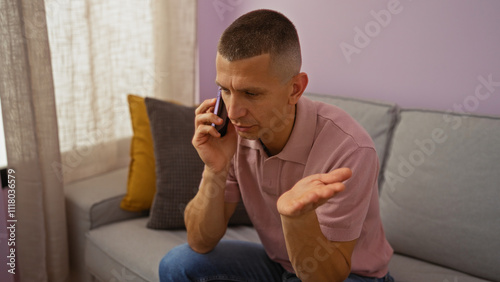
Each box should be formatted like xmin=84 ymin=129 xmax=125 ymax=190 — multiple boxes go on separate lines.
xmin=217 ymin=9 xmax=302 ymax=82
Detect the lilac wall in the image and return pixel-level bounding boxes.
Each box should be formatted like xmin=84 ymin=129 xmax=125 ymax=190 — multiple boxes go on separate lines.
xmin=198 ymin=0 xmax=500 ymax=116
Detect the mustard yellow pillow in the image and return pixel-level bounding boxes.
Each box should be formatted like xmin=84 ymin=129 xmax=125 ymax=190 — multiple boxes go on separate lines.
xmin=121 ymin=94 xmax=156 ymax=211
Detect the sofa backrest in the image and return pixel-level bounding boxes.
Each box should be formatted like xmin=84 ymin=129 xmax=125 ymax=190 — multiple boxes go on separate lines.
xmin=379 ymin=109 xmax=500 ymax=281
xmin=305 ymin=93 xmax=399 ymax=183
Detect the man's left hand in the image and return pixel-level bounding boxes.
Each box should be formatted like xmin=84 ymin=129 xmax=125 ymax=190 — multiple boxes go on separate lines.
xmin=277 ymin=168 xmax=352 ymax=217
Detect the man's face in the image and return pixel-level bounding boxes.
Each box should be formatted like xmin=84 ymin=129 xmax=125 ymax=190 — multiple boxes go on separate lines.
xmin=215 ymin=53 xmax=296 ymax=148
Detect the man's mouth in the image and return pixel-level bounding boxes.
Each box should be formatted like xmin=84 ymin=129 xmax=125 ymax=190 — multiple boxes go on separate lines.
xmin=232 ymin=123 xmax=255 ymax=133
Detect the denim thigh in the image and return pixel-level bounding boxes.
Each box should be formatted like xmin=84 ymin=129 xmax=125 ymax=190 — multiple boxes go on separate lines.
xmin=159 ymin=240 xmax=286 ymax=282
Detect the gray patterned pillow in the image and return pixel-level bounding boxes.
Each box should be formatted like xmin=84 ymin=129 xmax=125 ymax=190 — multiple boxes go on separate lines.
xmin=145 ymin=97 xmax=251 ymax=229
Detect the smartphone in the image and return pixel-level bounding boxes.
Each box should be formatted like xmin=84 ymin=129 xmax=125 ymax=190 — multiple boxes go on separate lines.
xmin=212 ymin=88 xmax=229 ymax=137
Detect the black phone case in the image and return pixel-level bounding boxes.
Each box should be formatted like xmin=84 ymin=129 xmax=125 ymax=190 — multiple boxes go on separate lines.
xmin=213 ymin=92 xmax=229 ymax=137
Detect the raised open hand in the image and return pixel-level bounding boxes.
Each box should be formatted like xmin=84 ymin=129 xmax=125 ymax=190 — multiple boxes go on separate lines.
xmin=277 ymin=168 xmax=352 ymax=217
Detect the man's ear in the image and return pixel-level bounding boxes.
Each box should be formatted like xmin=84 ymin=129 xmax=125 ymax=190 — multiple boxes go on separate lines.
xmin=288 ymin=72 xmax=308 ymax=105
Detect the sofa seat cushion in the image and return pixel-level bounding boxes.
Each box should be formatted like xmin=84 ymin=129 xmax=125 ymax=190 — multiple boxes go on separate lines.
xmin=380 ymin=109 xmax=500 ymax=281
xmin=389 ymin=254 xmax=490 ymax=282
xmin=85 ymin=217 xmax=260 ymax=282
xmin=65 ymin=167 xmax=146 ymax=282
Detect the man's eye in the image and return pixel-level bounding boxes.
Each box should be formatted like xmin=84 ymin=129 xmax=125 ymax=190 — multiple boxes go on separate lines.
xmin=245 ymin=91 xmax=256 ymax=96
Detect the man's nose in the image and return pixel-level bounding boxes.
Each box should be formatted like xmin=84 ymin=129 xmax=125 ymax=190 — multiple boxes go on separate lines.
xmin=226 ymin=94 xmax=246 ymax=121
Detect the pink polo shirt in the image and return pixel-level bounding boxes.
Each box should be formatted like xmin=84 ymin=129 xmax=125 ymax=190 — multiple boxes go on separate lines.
xmin=225 ymin=96 xmax=393 ymax=277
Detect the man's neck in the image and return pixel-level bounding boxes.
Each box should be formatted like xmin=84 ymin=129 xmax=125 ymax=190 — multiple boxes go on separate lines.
xmin=259 ymin=104 xmax=297 ymax=156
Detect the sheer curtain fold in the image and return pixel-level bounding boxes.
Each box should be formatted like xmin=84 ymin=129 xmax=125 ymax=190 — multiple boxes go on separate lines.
xmin=0 ymin=0 xmax=69 ymax=281
xmin=153 ymin=0 xmax=197 ymax=105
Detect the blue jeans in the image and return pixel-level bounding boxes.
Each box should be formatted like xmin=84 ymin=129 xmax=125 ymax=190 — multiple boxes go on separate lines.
xmin=159 ymin=240 xmax=394 ymax=282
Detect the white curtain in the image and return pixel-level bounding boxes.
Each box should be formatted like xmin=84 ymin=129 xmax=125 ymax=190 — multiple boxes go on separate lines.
xmin=0 ymin=0 xmax=69 ymax=281
xmin=46 ymin=0 xmax=155 ymax=183
xmin=46 ymin=0 xmax=197 ymax=184
xmin=0 ymin=0 xmax=197 ymax=281
xmin=153 ymin=0 xmax=198 ymax=105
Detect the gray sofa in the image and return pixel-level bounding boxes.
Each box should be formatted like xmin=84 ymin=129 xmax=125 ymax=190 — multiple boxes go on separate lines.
xmin=65 ymin=93 xmax=500 ymax=282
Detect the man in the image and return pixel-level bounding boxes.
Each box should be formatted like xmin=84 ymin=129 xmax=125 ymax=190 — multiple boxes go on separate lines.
xmin=159 ymin=9 xmax=393 ymax=282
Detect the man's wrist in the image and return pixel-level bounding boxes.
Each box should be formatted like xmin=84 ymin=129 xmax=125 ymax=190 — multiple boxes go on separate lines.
xmin=280 ymin=209 xmax=318 ymax=228
xmin=202 ymin=166 xmax=229 ymax=190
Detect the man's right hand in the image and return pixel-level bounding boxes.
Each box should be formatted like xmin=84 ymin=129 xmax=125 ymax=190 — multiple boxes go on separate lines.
xmin=192 ymin=98 xmax=237 ymax=174
xmin=187 ymin=98 xmax=238 ymax=253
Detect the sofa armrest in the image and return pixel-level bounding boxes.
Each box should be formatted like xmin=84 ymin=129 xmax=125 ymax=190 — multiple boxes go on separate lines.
xmin=65 ymin=167 xmax=147 ymax=282
xmin=65 ymin=167 xmax=147 ymax=230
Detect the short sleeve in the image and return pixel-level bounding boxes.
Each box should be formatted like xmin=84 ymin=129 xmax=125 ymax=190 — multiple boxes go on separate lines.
xmin=316 ymin=147 xmax=379 ymax=242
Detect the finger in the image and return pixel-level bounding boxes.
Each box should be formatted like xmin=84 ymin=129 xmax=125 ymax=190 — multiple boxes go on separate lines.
xmin=195 ymin=98 xmax=217 ymax=115
xmin=319 ymin=167 xmax=352 ymax=184
xmin=302 ymin=191 xmax=323 ymax=205
xmin=307 ymin=184 xmax=342 ymax=202
xmin=201 ymin=124 xmax=222 ymax=137
xmin=296 ymin=183 xmax=345 ymax=210
xmin=292 ymin=193 xmax=328 ymax=215
xmin=323 ymin=182 xmax=346 ymax=195
xmin=314 ymin=185 xmax=337 ymax=199
xmin=195 ymin=112 xmax=223 ymax=128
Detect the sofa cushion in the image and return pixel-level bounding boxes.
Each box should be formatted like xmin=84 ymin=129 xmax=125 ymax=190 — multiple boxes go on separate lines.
xmin=145 ymin=97 xmax=204 ymax=229
xmin=145 ymin=97 xmax=251 ymax=229
xmin=120 ymin=94 xmax=157 ymax=212
xmin=305 ymin=93 xmax=398 ymax=184
xmin=380 ymin=109 xmax=500 ymax=281
xmin=85 ymin=217 xmax=260 ymax=282
xmin=389 ymin=254 xmax=490 ymax=282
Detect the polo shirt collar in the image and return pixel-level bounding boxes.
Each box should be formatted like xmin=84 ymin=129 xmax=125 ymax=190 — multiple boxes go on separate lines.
xmin=275 ymin=96 xmax=316 ymax=164
xmin=239 ymin=97 xmax=317 ymax=165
